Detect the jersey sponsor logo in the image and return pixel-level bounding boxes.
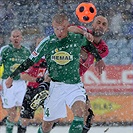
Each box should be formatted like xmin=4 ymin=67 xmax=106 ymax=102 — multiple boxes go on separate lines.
xmin=51 ymin=51 xmax=73 ymax=65
xmin=10 ymin=63 xmax=20 ymax=72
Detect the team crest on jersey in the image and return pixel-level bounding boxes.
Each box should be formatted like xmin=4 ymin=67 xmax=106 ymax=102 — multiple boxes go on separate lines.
xmin=51 ymin=51 xmax=73 ymax=65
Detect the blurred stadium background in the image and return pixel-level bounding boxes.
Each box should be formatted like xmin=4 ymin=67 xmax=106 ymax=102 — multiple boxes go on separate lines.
xmin=0 ymin=0 xmax=132 ymax=130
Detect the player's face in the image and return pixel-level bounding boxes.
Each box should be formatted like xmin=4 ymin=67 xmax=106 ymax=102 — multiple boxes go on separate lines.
xmin=52 ymin=20 xmax=69 ymax=40
xmin=10 ymin=30 xmax=22 ymax=48
xmin=92 ymin=16 xmax=108 ymax=37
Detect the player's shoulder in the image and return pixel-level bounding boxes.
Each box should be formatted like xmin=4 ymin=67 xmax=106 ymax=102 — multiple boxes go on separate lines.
xmin=36 ymin=36 xmax=51 ymax=48
xmin=0 ymin=44 xmax=11 ymax=54
xmin=21 ymin=45 xmax=30 ymax=50
xmin=49 ymin=35 xmax=57 ymax=43
xmin=69 ymin=32 xmax=84 ymax=39
xmin=21 ymin=45 xmax=31 ymax=54
xmin=41 ymin=36 xmax=50 ymax=44
xmin=99 ymin=39 xmax=108 ymax=46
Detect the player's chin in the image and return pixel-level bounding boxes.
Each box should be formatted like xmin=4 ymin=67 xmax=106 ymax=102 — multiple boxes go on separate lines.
xmin=58 ymin=36 xmax=63 ymax=40
xmin=94 ymin=31 xmax=104 ymax=37
xmin=15 ymin=42 xmax=21 ymax=46
xmin=14 ymin=41 xmax=19 ymax=44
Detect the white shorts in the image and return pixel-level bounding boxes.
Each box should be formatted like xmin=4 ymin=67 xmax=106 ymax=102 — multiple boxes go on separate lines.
xmin=43 ymin=81 xmax=86 ymax=121
xmin=1 ymin=79 xmax=27 ymax=108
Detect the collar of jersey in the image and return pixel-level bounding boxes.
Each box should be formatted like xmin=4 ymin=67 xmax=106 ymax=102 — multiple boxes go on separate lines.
xmin=9 ymin=44 xmax=22 ymax=51
xmin=56 ymin=33 xmax=70 ymax=43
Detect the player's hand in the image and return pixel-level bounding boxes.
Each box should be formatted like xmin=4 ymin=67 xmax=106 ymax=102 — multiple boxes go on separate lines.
xmin=84 ymin=32 xmax=94 ymax=42
xmin=5 ymin=77 xmax=13 ymax=88
xmin=44 ymin=74 xmax=51 ymax=83
xmin=95 ymin=59 xmax=105 ymax=75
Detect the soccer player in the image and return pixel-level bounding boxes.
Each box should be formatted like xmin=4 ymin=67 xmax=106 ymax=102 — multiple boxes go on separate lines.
xmin=5 ymin=13 xmax=105 ymax=133
xmin=0 ymin=29 xmax=30 ymax=133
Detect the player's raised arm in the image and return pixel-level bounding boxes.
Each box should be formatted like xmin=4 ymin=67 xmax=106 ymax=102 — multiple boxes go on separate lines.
xmin=85 ymin=41 xmax=105 ymax=75
xmin=68 ymin=25 xmax=94 ymax=42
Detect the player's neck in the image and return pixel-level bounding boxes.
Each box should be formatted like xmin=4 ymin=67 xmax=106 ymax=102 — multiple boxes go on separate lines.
xmin=13 ymin=44 xmax=21 ymax=49
xmin=93 ymin=37 xmax=102 ymax=44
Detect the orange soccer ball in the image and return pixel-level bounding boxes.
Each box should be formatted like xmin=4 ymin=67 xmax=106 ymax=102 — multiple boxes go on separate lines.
xmin=76 ymin=2 xmax=97 ymax=23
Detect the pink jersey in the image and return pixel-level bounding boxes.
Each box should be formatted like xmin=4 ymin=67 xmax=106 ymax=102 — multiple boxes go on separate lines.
xmin=21 ymin=58 xmax=47 ymax=88
xmin=78 ymin=26 xmax=109 ymax=76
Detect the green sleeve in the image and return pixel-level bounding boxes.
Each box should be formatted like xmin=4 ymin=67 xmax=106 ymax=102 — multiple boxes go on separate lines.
xmin=77 ymin=34 xmax=102 ymax=61
xmin=10 ymin=58 xmax=34 ymax=79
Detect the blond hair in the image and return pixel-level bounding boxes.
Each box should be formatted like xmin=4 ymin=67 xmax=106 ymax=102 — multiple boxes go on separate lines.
xmin=52 ymin=13 xmax=68 ymax=24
